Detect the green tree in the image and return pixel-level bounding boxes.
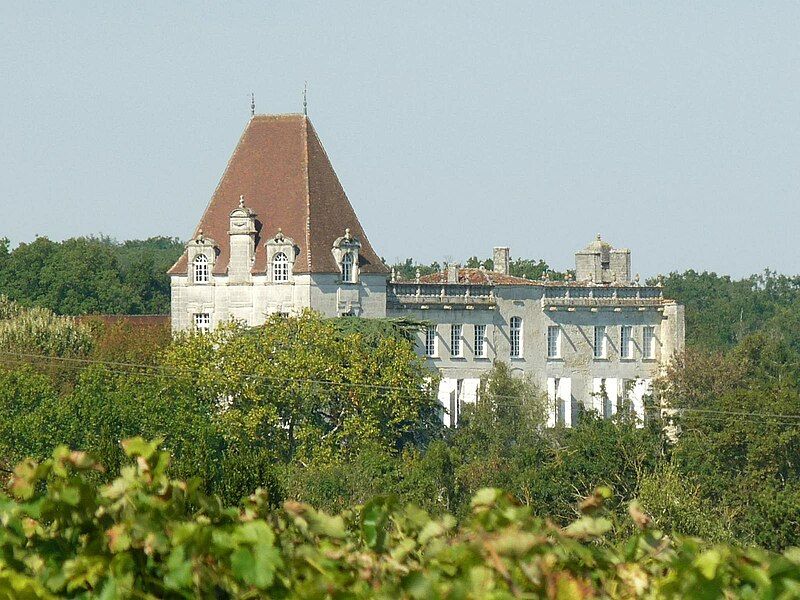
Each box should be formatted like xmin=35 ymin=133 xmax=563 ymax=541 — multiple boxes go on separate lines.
xmin=0 ymin=235 xmax=183 ymax=315
xmin=162 ymin=312 xmax=440 ymax=465
xmin=661 ymin=333 xmax=800 ymax=549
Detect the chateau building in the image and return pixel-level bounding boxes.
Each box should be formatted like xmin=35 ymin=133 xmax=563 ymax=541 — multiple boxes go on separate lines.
xmin=169 ymin=114 xmax=685 ymax=427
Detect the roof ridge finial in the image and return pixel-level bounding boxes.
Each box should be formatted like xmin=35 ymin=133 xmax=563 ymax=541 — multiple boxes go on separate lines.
xmin=250 ymin=93 xmax=255 ymax=117
xmin=239 ymin=194 xmax=245 ymax=208
xmin=303 ymin=81 xmax=308 ymax=116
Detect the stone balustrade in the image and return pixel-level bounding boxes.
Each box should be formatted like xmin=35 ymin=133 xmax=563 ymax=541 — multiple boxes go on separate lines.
xmin=541 ymin=285 xmax=664 ymax=308
xmin=387 ymin=283 xmax=496 ymax=308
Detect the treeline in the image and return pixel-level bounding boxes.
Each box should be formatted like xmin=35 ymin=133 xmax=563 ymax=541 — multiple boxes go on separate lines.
xmin=3 ymin=232 xmax=800 ymax=351
xmin=660 ymin=269 xmax=800 ymax=351
xmin=0 ymin=236 xmax=183 ymax=315
xmin=1 ymin=299 xmax=798 ymax=552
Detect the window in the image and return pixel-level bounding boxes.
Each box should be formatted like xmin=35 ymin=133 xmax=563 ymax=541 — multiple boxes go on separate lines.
xmin=594 ymin=325 xmax=607 ymax=359
xmin=450 ymin=324 xmax=463 ymax=357
xmin=193 ymin=254 xmax=209 ymax=284
xmin=643 ymin=326 xmax=656 ymax=359
xmin=547 ymin=325 xmax=561 ymax=359
xmin=193 ymin=312 xmax=211 ymax=333
xmin=425 ymin=326 xmax=438 ymax=357
xmin=510 ymin=317 xmax=523 ymax=358
xmin=341 ymin=252 xmax=354 ymax=283
xmin=620 ymin=325 xmax=633 ymax=359
xmin=272 ymin=252 xmax=289 ymax=282
xmin=474 ymin=324 xmax=486 ymax=358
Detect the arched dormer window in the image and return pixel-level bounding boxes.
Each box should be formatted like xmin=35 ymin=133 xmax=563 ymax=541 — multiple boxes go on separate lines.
xmin=510 ymin=316 xmax=523 ymax=358
xmin=272 ymin=251 xmax=289 ymax=282
xmin=341 ymin=252 xmax=354 ymax=283
xmin=332 ymin=228 xmax=361 ymax=284
xmin=193 ymin=254 xmax=209 ymax=284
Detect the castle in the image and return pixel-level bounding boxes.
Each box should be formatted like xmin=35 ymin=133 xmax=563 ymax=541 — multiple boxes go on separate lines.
xmin=169 ymin=114 xmax=685 ymax=427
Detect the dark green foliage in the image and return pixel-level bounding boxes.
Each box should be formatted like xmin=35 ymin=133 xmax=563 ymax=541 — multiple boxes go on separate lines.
xmin=328 ymin=315 xmax=427 ymax=345
xmin=658 ymin=269 xmax=800 ymax=351
xmin=0 ymin=236 xmax=183 ymax=315
xmin=660 ymin=332 xmax=800 ymax=550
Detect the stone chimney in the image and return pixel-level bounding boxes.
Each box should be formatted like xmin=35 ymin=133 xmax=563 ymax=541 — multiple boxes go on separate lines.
xmin=493 ymin=247 xmax=510 ymax=275
xmin=575 ymin=235 xmax=630 ymax=284
xmin=228 ymin=195 xmax=257 ymax=284
xmin=447 ymin=263 xmax=459 ymax=283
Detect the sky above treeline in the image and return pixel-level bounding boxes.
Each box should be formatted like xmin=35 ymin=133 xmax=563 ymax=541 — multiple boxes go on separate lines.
xmin=2 ymin=3 xmax=799 ymax=278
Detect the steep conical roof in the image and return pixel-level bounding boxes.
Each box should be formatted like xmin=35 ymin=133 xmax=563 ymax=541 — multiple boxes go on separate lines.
xmin=169 ymin=114 xmax=387 ymax=276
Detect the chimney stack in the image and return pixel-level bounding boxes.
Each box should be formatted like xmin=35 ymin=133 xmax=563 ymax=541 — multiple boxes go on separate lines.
xmin=447 ymin=263 xmax=459 ymax=283
xmin=493 ymin=247 xmax=510 ymax=275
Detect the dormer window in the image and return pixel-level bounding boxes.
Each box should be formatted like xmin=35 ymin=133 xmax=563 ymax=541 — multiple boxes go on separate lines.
xmin=265 ymin=229 xmax=297 ymax=284
xmin=273 ymin=252 xmax=289 ymax=282
xmin=341 ymin=252 xmax=354 ymax=283
xmin=185 ymin=230 xmax=217 ymax=286
xmin=332 ymin=228 xmax=362 ymax=284
xmin=193 ymin=254 xmax=209 ymax=284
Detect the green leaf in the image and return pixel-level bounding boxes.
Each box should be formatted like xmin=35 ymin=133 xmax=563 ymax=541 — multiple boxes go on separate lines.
xmin=164 ymin=547 xmax=193 ymax=590
xmin=563 ymin=516 xmax=612 ymax=539
xmin=361 ymin=496 xmax=395 ymax=552
xmin=694 ymin=549 xmax=722 ymax=580
xmin=120 ymin=437 xmax=162 ymax=460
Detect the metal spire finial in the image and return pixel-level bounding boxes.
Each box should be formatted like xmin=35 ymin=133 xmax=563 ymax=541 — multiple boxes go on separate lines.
xmin=250 ymin=93 xmax=255 ymax=117
xmin=303 ymin=81 xmax=308 ymax=116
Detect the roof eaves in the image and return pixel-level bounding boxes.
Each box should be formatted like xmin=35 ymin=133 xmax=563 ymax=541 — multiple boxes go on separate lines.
xmin=302 ymin=116 xmax=312 ymax=273
xmin=304 ymin=119 xmax=389 ymax=275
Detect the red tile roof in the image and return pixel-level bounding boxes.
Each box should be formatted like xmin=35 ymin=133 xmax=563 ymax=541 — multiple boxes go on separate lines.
xmin=75 ymin=315 xmax=170 ymax=327
xmin=416 ymin=268 xmax=539 ymax=286
xmin=408 ymin=268 xmax=645 ymax=288
xmin=169 ymin=114 xmax=387 ymax=276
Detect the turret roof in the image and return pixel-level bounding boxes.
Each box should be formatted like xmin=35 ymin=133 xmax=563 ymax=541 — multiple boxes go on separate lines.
xmin=169 ymin=114 xmax=387 ymax=276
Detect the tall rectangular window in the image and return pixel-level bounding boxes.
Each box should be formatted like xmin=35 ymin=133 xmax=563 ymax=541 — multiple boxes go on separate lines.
xmin=451 ymin=324 xmax=463 ymax=357
xmin=474 ymin=324 xmax=486 ymax=358
xmin=594 ymin=325 xmax=607 ymax=358
xmin=620 ymin=325 xmax=633 ymax=359
xmin=547 ymin=325 xmax=561 ymax=359
xmin=193 ymin=313 xmax=211 ymax=333
xmin=643 ymin=326 xmax=656 ymax=359
xmin=510 ymin=317 xmax=523 ymax=358
xmin=425 ymin=326 xmax=438 ymax=357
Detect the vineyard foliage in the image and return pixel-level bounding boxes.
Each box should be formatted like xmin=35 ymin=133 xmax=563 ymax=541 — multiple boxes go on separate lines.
xmin=1 ymin=440 xmax=799 ymax=599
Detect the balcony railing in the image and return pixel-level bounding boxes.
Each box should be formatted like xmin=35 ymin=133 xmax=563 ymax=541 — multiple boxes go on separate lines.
xmin=542 ymin=285 xmax=664 ymax=307
xmin=387 ymin=283 xmax=495 ymax=307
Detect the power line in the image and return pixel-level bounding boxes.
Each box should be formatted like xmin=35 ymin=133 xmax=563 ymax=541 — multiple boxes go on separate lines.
xmin=2 ymin=351 xmax=800 ymax=426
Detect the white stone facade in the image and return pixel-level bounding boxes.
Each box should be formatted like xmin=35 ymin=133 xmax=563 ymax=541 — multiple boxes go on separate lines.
xmin=387 ymin=263 xmax=683 ymax=428
xmin=170 ymin=113 xmax=684 ymax=428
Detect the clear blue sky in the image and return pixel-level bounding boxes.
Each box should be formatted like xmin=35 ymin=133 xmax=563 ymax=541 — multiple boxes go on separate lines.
xmin=2 ymin=2 xmax=799 ymax=277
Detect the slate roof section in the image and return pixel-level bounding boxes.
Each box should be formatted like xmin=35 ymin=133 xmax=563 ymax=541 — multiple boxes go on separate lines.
xmin=169 ymin=114 xmax=387 ymax=276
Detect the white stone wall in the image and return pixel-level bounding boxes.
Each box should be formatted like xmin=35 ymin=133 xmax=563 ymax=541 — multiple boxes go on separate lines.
xmin=170 ymin=271 xmax=387 ymax=331
xmin=388 ymin=284 xmax=682 ymax=428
